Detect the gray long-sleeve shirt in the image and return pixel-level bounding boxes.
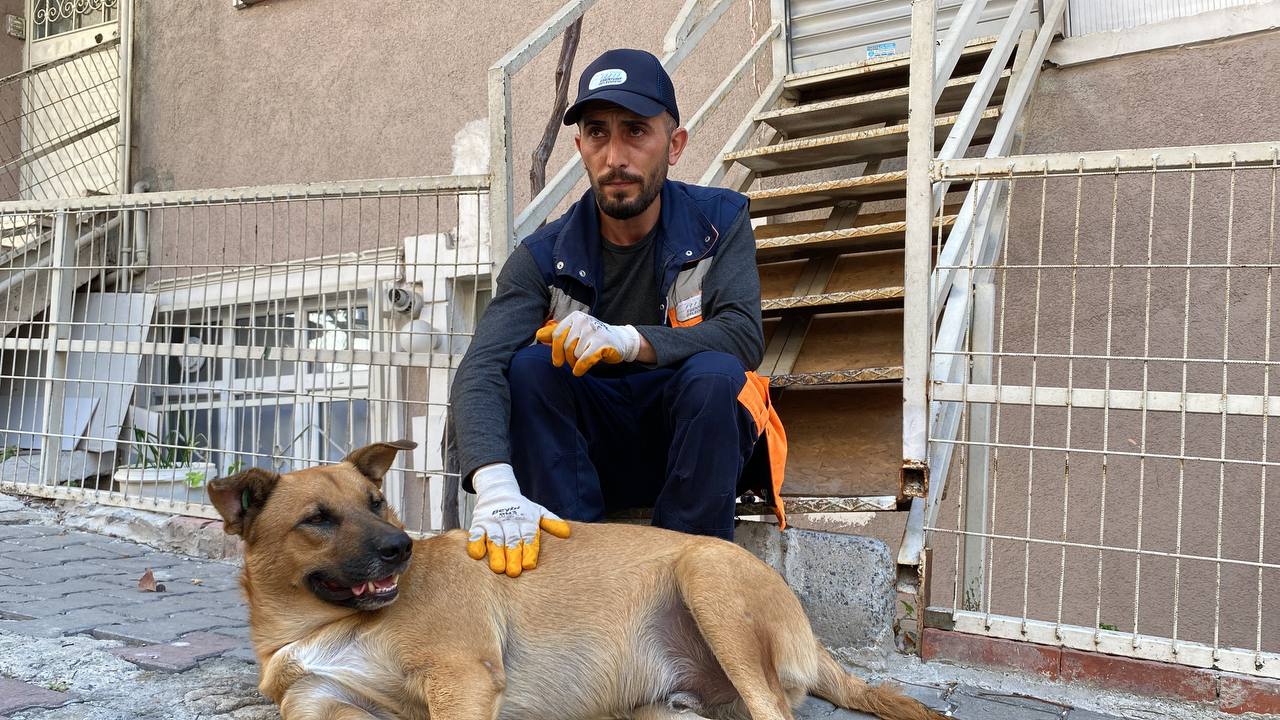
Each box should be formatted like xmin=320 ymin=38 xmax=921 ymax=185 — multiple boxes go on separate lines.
xmin=449 ymin=205 xmax=763 ymax=489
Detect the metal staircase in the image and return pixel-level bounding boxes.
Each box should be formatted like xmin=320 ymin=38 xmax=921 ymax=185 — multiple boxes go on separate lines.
xmin=712 ymin=36 xmax=1011 ymax=515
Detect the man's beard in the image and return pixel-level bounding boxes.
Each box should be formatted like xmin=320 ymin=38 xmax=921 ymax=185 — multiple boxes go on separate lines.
xmin=592 ymin=164 xmax=666 ymax=220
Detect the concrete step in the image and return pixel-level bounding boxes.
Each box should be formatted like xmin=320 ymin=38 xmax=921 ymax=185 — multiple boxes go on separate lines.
xmin=725 ymin=108 xmax=1000 ymax=177
xmin=758 ymin=70 xmax=1010 ymax=138
xmin=783 ymin=36 xmax=998 ymax=101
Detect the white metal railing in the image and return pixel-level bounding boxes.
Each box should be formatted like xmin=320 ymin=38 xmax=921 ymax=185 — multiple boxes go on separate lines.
xmin=0 ymin=39 xmax=122 ymax=203
xmin=899 ymin=0 xmax=1068 ymax=585
xmin=0 ymin=176 xmax=492 ymax=537
xmin=924 ymin=142 xmax=1280 ymax=679
xmin=487 ymin=0 xmax=789 ymax=265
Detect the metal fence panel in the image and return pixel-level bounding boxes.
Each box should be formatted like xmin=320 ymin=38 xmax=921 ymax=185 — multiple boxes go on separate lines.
xmin=927 ymin=144 xmax=1280 ymax=679
xmin=0 ymin=176 xmax=491 ymax=537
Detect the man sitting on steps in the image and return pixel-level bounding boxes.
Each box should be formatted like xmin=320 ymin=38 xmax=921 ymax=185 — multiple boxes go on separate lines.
xmin=450 ymin=48 xmax=786 ymax=578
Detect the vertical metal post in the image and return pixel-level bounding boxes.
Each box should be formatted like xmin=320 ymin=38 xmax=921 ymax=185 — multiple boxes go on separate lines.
xmin=902 ymin=0 xmax=936 ymax=500
xmin=487 ymin=66 xmax=514 ymax=274
xmin=770 ymin=0 xmax=789 ymax=79
xmin=117 ymin=0 xmax=133 ymax=194
xmin=961 ymin=279 xmax=994 ymax=610
xmin=38 ymin=211 xmax=75 ymax=489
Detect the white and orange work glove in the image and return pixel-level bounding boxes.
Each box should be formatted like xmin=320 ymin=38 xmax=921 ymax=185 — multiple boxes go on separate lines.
xmin=535 ymin=310 xmax=641 ymax=376
xmin=466 ymin=463 xmax=571 ymax=577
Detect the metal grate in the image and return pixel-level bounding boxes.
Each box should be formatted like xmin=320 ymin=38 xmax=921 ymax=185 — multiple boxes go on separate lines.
xmin=0 ymin=176 xmax=492 ymax=536
xmin=32 ymin=0 xmax=118 ymax=41
xmin=926 ymin=143 xmax=1280 ymax=679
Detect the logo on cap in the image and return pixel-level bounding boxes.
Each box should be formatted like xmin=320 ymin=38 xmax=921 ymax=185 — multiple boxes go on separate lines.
xmin=588 ymin=68 xmax=628 ymax=90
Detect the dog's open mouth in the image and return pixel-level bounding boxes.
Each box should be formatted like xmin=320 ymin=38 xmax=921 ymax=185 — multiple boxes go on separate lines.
xmin=308 ymin=572 xmax=400 ymax=608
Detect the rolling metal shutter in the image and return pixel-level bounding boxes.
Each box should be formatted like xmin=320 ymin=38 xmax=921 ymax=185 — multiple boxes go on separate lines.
xmin=788 ymin=0 xmax=1040 ymax=73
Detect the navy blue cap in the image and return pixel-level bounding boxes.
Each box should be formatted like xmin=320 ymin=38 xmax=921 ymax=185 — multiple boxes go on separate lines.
xmin=563 ymin=48 xmax=679 ymax=127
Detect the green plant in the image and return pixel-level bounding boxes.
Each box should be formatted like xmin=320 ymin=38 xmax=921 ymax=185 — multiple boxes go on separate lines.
xmin=1099 ymin=622 xmax=1118 ymax=632
xmin=0 ymin=445 xmax=16 ymax=462
xmin=225 ymin=458 xmax=246 ymax=476
xmin=901 ymin=600 xmax=916 ymax=620
xmin=129 ymin=414 xmax=209 ymax=471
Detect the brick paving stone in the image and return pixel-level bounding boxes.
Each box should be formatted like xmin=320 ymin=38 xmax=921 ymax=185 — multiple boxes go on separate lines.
xmin=80 ymin=556 xmax=182 ymax=577
xmin=0 ymin=525 xmax=60 ymax=540
xmin=5 ymin=563 xmax=103 ymax=585
xmin=0 ymin=608 xmax=128 ymax=638
xmin=91 ymin=613 xmax=237 ymax=645
xmin=223 ymin=645 xmax=258 ymax=664
xmin=75 ymin=538 xmax=150 ymax=558
xmin=0 ymin=606 xmax=35 ymax=620
xmin=0 ymin=592 xmax=103 ymax=618
xmin=7 ymin=545 xmax=125 ymax=567
xmin=211 ymin=622 xmax=251 ymax=642
xmin=26 ymin=578 xmax=134 ymax=598
xmin=0 ymin=532 xmax=95 ymax=551
xmin=0 ymin=677 xmax=75 ymax=714
xmin=110 ymin=630 xmax=242 ymax=672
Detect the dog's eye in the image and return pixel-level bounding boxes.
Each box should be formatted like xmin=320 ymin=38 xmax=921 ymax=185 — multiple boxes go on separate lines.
xmin=300 ymin=509 xmax=335 ymax=527
xmin=370 ymin=496 xmax=385 ymax=513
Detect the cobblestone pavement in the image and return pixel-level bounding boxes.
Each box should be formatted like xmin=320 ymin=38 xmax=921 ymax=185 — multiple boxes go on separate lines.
xmin=0 ymin=495 xmax=1225 ymax=719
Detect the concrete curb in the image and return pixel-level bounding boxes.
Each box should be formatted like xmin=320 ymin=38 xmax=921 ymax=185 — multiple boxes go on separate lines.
xmin=735 ymin=521 xmax=896 ymax=657
xmin=53 ymin=500 xmax=242 ymax=561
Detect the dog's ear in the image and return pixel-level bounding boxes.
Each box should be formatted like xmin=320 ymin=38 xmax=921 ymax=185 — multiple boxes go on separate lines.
xmin=343 ymin=440 xmax=417 ymax=487
xmin=207 ymin=467 xmax=280 ymax=537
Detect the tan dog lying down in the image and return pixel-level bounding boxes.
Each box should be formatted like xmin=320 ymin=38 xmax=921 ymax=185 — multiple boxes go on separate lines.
xmin=208 ymin=440 xmax=944 ymax=720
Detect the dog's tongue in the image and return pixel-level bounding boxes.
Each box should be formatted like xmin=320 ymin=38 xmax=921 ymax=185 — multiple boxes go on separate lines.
xmin=351 ymin=583 xmax=367 ymax=597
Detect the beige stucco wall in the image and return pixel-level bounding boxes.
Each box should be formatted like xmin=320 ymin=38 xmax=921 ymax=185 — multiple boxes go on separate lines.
xmin=925 ymin=29 xmax=1280 ymax=653
xmin=129 ymin=0 xmax=772 ymax=199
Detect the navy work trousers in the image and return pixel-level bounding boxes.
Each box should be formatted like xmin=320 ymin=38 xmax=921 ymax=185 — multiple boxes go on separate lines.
xmin=507 ymin=344 xmax=759 ymax=539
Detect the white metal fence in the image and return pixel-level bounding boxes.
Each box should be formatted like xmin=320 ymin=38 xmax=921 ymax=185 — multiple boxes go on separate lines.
xmin=924 ymin=143 xmax=1280 ymax=679
xmin=0 ymin=176 xmax=491 ymax=536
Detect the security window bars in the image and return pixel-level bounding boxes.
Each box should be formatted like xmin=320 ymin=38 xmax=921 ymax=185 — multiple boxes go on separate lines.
xmin=32 ymin=0 xmax=118 ymax=41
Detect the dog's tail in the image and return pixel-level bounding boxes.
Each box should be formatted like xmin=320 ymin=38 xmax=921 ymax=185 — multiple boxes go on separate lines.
xmin=810 ymin=643 xmax=946 ymax=720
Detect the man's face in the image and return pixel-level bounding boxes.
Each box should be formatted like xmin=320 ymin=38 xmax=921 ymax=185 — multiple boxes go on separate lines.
xmin=575 ymin=104 xmax=687 ymax=220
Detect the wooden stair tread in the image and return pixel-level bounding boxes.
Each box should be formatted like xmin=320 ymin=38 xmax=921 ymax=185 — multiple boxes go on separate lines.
xmin=756 ymin=214 xmax=957 ymax=261
xmin=725 ymin=109 xmax=1001 ymax=176
xmin=761 ymin=286 xmax=905 ymax=313
xmin=761 ymin=249 xmax=905 ymax=308
xmin=748 ymin=172 xmax=976 ymax=217
xmin=758 ymin=71 xmax=1009 ymax=138
xmin=747 ymin=171 xmax=908 ymax=216
xmin=784 ymin=36 xmax=998 ymax=100
xmin=769 ymin=366 xmax=904 ymax=387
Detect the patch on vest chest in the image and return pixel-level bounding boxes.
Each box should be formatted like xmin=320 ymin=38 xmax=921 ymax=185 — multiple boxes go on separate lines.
xmin=675 ymin=294 xmax=702 ymax=323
